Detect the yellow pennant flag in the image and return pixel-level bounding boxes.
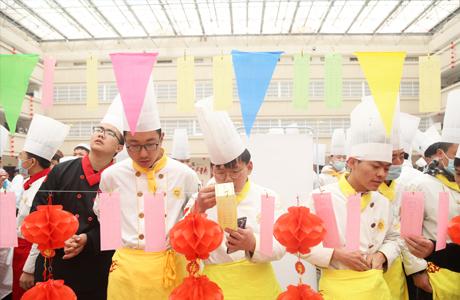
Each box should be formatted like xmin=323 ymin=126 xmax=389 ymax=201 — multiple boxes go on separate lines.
xmin=213 ymin=55 xmax=233 ymax=111
xmin=86 ymin=55 xmax=98 ymax=111
xmin=419 ymin=56 xmax=441 ymax=112
xmin=177 ymin=56 xmax=195 ymax=112
xmin=354 ymin=52 xmax=405 ymax=137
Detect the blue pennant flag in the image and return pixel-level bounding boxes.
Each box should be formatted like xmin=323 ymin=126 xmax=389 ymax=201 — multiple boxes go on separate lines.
xmin=232 ymin=50 xmax=284 ymax=137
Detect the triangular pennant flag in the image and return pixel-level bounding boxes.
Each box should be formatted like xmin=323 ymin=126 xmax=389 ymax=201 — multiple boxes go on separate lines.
xmin=110 ymin=53 xmax=158 ymax=134
xmin=0 ymin=54 xmax=39 ymax=135
xmin=232 ymin=50 xmax=283 ymax=136
xmin=354 ymin=52 xmax=405 ymax=137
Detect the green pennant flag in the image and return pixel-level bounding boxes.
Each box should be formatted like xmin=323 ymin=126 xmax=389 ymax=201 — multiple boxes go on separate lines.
xmin=0 ymin=54 xmax=39 ymax=135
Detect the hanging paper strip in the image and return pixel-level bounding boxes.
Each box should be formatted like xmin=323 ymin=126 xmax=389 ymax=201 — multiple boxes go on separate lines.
xmin=0 ymin=54 xmax=39 ymax=135
xmin=0 ymin=192 xmax=17 ymax=248
xmin=213 ymin=55 xmax=233 ymax=111
xmin=419 ymin=56 xmax=441 ymax=112
xmin=41 ymin=56 xmax=57 ymax=109
xmin=177 ymin=56 xmax=195 ymax=112
xmin=260 ymin=194 xmax=275 ymax=256
xmin=232 ymin=50 xmax=284 ymax=136
xmin=354 ymin=52 xmax=405 ymax=137
xmin=144 ymin=193 xmax=166 ymax=252
xmin=292 ymin=53 xmax=310 ymax=110
xmin=325 ymin=53 xmax=342 ymax=109
xmin=86 ymin=55 xmax=98 ymax=111
xmin=110 ymin=53 xmax=158 ymax=134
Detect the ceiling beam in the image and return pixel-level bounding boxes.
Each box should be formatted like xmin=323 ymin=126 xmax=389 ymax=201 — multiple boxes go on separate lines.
xmin=158 ymin=0 xmax=178 ymax=35
xmin=194 ymin=0 xmax=206 ymax=36
xmin=344 ymin=0 xmax=368 ymax=34
xmin=86 ymin=0 xmax=122 ymax=38
xmin=401 ymin=0 xmax=438 ymax=33
xmin=14 ymin=0 xmax=68 ymax=40
xmin=0 ymin=9 xmax=42 ymax=42
xmin=316 ymin=0 xmax=335 ymax=33
xmin=229 ymin=0 xmax=234 ymax=34
xmin=50 ymin=0 xmax=95 ymax=39
xmin=260 ymin=0 xmax=266 ymax=33
xmin=288 ymin=0 xmax=301 ymax=33
xmin=429 ymin=5 xmax=460 ymax=34
xmin=373 ymin=0 xmax=404 ymax=33
xmin=122 ymin=0 xmax=150 ymax=37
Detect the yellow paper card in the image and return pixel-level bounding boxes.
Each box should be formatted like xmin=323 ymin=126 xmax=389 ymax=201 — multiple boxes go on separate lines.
xmin=215 ymin=182 xmax=237 ymax=231
xmin=213 ymin=55 xmax=233 ymax=111
xmin=354 ymin=52 xmax=406 ymax=137
xmin=177 ymin=56 xmax=195 ymax=112
xmin=419 ymin=56 xmax=441 ymax=112
xmin=86 ymin=55 xmax=98 ymax=111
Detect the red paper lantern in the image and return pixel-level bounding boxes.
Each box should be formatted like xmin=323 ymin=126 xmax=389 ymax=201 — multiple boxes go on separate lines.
xmin=277 ymin=284 xmax=324 ymax=300
xmin=22 ymin=279 xmax=76 ymax=300
xmin=169 ymin=275 xmax=223 ymax=300
xmin=273 ymin=206 xmax=327 ymax=255
xmin=21 ymin=205 xmax=78 ymax=257
xmin=169 ymin=213 xmax=223 ymax=260
xmin=448 ymin=215 xmax=460 ymax=244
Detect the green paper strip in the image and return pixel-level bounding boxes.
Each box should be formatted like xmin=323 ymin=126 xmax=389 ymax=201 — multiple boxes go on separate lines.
xmin=0 ymin=54 xmax=39 ymax=135
xmin=292 ymin=53 xmax=310 ymax=110
xmin=324 ymin=53 xmax=342 ymax=109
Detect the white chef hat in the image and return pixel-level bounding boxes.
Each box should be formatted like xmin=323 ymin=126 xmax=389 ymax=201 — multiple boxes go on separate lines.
xmin=101 ymin=94 xmax=124 ymax=135
xmin=400 ymin=112 xmax=421 ymax=154
xmin=346 ymin=127 xmax=352 ymax=158
xmin=268 ymin=128 xmax=284 ymax=134
xmin=23 ymin=114 xmax=70 ymax=161
xmin=330 ymin=128 xmax=346 ymax=155
xmin=172 ymin=129 xmax=190 ymax=160
xmin=389 ymin=98 xmax=403 ymax=151
xmin=349 ymin=100 xmax=392 ymax=163
xmin=196 ymin=96 xmax=246 ymax=165
xmin=313 ymin=144 xmax=326 ymax=166
xmin=123 ymin=75 xmax=160 ymax=134
xmin=441 ymin=90 xmax=460 ymax=143
xmin=286 ymin=123 xmax=299 ymax=134
xmin=75 ymin=143 xmax=90 ymax=152
xmin=425 ymin=125 xmax=441 ymax=142
xmin=415 ymin=157 xmax=427 ymax=168
xmin=0 ymin=125 xmax=9 ymax=158
xmin=411 ymin=130 xmax=436 ymax=156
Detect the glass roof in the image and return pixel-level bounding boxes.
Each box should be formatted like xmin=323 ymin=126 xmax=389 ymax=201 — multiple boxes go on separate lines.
xmin=1 ymin=0 xmax=459 ymax=42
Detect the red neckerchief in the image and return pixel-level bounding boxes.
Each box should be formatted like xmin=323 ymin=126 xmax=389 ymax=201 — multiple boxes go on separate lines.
xmin=82 ymin=153 xmax=114 ymax=186
xmin=24 ymin=167 xmax=51 ymax=190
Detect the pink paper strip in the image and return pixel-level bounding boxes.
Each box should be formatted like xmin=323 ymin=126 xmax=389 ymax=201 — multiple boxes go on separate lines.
xmin=346 ymin=193 xmax=361 ymax=253
xmin=400 ymin=191 xmax=424 ymax=239
xmin=436 ymin=192 xmax=450 ymax=251
xmin=110 ymin=53 xmax=158 ymax=134
xmin=313 ymin=193 xmax=341 ymax=249
xmin=260 ymin=194 xmax=275 ymax=256
xmin=144 ymin=193 xmax=166 ymax=253
xmin=0 ymin=192 xmax=18 ymax=248
xmin=41 ymin=56 xmax=57 ymax=109
xmin=99 ymin=193 xmax=122 ymax=251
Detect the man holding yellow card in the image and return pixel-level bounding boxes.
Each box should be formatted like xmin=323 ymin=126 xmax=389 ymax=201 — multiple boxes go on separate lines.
xmin=185 ymin=96 xmax=286 ymax=300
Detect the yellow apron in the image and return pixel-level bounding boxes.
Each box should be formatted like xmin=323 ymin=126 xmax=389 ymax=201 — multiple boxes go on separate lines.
xmin=427 ymin=262 xmax=460 ymax=300
xmin=319 ymin=269 xmax=391 ymax=300
xmin=107 ymin=247 xmax=187 ymax=300
xmin=383 ymin=257 xmax=409 ymax=300
xmin=203 ymin=259 xmax=282 ymax=300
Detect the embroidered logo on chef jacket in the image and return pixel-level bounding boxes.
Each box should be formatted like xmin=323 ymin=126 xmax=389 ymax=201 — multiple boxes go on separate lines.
xmin=173 ymin=187 xmax=183 ymax=199
xmin=378 ymin=219 xmax=386 ymax=232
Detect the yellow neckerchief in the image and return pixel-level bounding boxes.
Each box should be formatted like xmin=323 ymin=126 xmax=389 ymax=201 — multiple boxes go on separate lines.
xmin=338 ymin=175 xmax=372 ymax=211
xmin=378 ymin=180 xmax=396 ymax=202
xmin=132 ymin=149 xmax=167 ymax=193
xmin=435 ymin=174 xmax=460 ymax=192
xmin=236 ymin=180 xmax=251 ymax=205
xmin=326 ymin=170 xmax=344 ymax=180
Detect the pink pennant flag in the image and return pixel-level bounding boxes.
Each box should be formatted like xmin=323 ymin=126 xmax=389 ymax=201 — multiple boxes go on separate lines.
xmin=41 ymin=56 xmax=57 ymax=109
xmin=0 ymin=192 xmax=17 ymax=248
xmin=144 ymin=193 xmax=166 ymax=252
xmin=260 ymin=194 xmax=275 ymax=256
xmin=110 ymin=53 xmax=158 ymax=134
xmin=401 ymin=191 xmax=424 ymax=239
xmin=346 ymin=193 xmax=361 ymax=253
xmin=313 ymin=192 xmax=341 ymax=249
xmin=436 ymin=192 xmax=450 ymax=251
xmin=99 ymin=193 xmax=122 ymax=251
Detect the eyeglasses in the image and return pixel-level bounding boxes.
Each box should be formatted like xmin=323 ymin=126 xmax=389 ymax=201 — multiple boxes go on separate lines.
xmin=93 ymin=127 xmax=123 ymax=144
xmin=213 ymin=167 xmax=247 ymax=180
xmin=126 ymin=142 xmax=160 ymax=153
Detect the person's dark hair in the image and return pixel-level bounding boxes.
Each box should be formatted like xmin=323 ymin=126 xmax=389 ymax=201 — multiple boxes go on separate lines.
xmin=74 ymin=146 xmax=89 ymax=153
xmin=438 ymin=142 xmax=454 ymax=154
xmin=404 ymin=152 xmax=409 ymax=160
xmin=26 ymin=152 xmax=51 ymax=169
xmin=52 ymin=154 xmax=61 ymax=162
xmin=211 ymin=149 xmax=251 ymax=169
xmin=424 ymin=142 xmax=440 ymax=158
xmin=123 ymin=128 xmax=161 ymax=140
xmin=455 ymin=157 xmax=460 ymax=168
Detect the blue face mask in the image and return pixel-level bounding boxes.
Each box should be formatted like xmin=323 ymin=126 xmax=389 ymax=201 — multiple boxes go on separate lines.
xmin=332 ymin=161 xmax=347 ymax=171
xmin=385 ymin=165 xmax=402 ymax=180
xmin=442 ymin=151 xmax=455 ymax=177
xmin=18 ymin=158 xmax=32 ymax=175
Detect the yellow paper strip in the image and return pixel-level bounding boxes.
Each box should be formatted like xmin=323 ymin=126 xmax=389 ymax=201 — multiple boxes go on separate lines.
xmin=213 ymin=55 xmax=233 ymax=111
xmin=354 ymin=52 xmax=406 ymax=137
xmin=86 ymin=55 xmax=98 ymax=111
xmin=177 ymin=56 xmax=195 ymax=112
xmin=419 ymin=56 xmax=441 ymax=112
xmin=215 ymin=183 xmax=237 ymax=231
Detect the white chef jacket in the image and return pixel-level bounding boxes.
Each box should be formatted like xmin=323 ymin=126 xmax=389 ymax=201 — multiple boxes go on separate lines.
xmin=319 ymin=165 xmax=346 ymax=187
xmin=94 ymin=157 xmax=199 ymax=250
xmin=185 ymin=181 xmax=286 ymax=265
xmin=398 ymin=160 xmax=423 ymax=188
xmin=11 ymin=174 xmax=24 ymax=209
xmin=0 ymin=247 xmax=13 ymax=299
